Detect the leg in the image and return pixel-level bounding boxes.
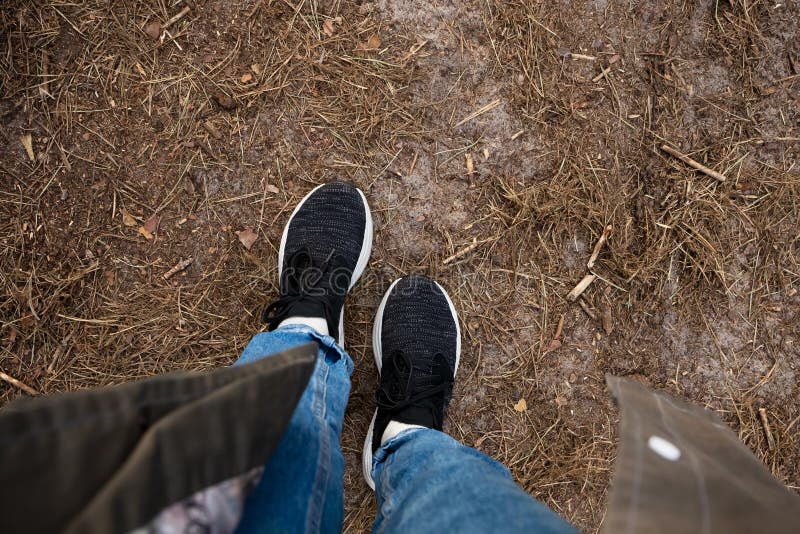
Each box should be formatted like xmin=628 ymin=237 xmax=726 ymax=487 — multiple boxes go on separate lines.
xmin=236 ymin=182 xmax=373 ymax=533
xmin=235 ymin=325 xmax=352 ymax=533
xmin=372 ymin=428 xmax=578 ymax=533
xmin=363 ymin=276 xmax=577 ymax=533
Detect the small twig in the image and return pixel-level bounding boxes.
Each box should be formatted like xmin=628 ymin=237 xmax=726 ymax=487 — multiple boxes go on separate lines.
xmin=57 ymin=143 xmax=72 ymax=172
xmin=21 ymin=134 xmax=35 ymax=162
xmin=455 ymin=99 xmax=500 ymax=128
xmin=0 ymin=371 xmax=38 ymax=396
xmin=400 ymin=39 xmax=428 ymax=65
xmin=163 ymin=258 xmax=193 ymax=279
xmin=163 ymin=6 xmax=191 ymax=30
xmin=554 ymin=314 xmax=564 ymax=340
xmin=578 ymin=298 xmax=597 ymax=320
xmin=567 ymin=274 xmax=597 ymax=301
xmin=758 ymin=408 xmax=776 ymax=451
xmin=246 ymin=0 xmax=263 ymax=17
xmin=407 ymin=151 xmax=418 ymax=176
xmin=47 ymin=330 xmax=76 ymax=374
xmin=39 ymin=51 xmax=51 ymax=98
xmin=162 ymin=29 xmax=183 ymax=51
xmin=660 ymin=144 xmax=727 ymax=182
xmin=592 ymin=66 xmax=612 ymax=83
xmin=587 ymin=225 xmax=613 ymax=269
xmin=569 ymin=53 xmax=596 ymax=61
xmin=543 ymin=315 xmax=565 ymax=353
xmin=592 ymin=54 xmax=620 ymax=82
xmin=443 ymin=237 xmax=479 ymax=265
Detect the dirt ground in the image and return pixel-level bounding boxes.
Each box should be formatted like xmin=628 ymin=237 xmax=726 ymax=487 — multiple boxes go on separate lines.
xmin=1 ymin=0 xmax=799 ymax=531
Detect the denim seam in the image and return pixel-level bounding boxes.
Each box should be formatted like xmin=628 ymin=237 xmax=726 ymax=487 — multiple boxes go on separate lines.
xmin=305 ymin=361 xmax=331 ymax=533
xmin=375 ymin=460 xmax=393 ymax=534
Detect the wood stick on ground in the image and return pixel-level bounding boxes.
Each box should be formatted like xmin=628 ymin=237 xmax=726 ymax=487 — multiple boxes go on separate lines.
xmin=407 ymin=151 xmax=418 ymax=176
xmin=592 ymin=66 xmax=612 ymax=83
xmin=455 ymin=99 xmax=500 ymax=128
xmin=758 ymin=407 xmax=776 ymax=451
xmin=163 ymin=6 xmax=191 ymax=30
xmin=578 ymin=298 xmax=597 ymax=320
xmin=39 ymin=51 xmax=50 ymax=98
xmin=567 ymin=273 xmax=597 ymax=301
xmin=660 ymin=144 xmax=727 ymax=182
xmin=587 ymin=224 xmax=613 ymax=269
xmin=163 ymin=29 xmax=183 ymax=51
xmin=0 ymin=371 xmax=38 ymax=396
xmin=554 ymin=314 xmax=564 ymax=340
xmin=57 ymin=143 xmax=72 ymax=172
xmin=546 ymin=314 xmax=565 ymax=352
xmin=592 ymin=54 xmax=620 ymax=82
xmin=443 ymin=237 xmax=479 ymax=265
xmin=21 ymin=134 xmax=35 ymax=162
xmin=47 ymin=330 xmax=76 ymax=374
xmin=164 ymin=258 xmax=193 ymax=279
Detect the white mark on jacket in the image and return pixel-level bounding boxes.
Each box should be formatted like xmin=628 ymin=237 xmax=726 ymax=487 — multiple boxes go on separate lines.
xmin=648 ymin=435 xmax=681 ymax=461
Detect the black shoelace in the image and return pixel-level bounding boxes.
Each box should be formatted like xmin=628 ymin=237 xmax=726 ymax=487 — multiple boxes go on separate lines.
xmin=376 ymin=350 xmax=453 ymax=428
xmin=262 ymin=247 xmax=340 ymax=332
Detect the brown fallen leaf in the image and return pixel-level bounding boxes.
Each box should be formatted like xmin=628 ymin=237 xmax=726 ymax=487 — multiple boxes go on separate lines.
xmin=143 ymin=214 xmax=160 ymax=234
xmin=21 ymin=134 xmax=35 ymax=162
xmin=357 ymin=34 xmax=382 ymax=51
xmin=265 ymin=184 xmax=280 ymax=194
xmin=465 ymin=152 xmax=474 ymax=174
xmin=144 ymin=20 xmax=162 ymax=39
xmin=555 ymin=395 xmax=568 ymax=407
xmin=513 ymin=398 xmax=528 ymax=412
xmin=240 ymin=72 xmax=253 ymax=83
xmin=602 ymin=304 xmax=613 ymax=335
xmin=213 ymin=91 xmax=236 ymax=110
xmin=236 ymin=228 xmax=258 ymax=250
xmin=251 ymin=63 xmax=262 ymax=75
xmin=322 ymin=19 xmax=335 ymax=37
xmin=121 ymin=209 xmax=137 ymax=227
xmin=139 ymin=226 xmax=154 ymax=240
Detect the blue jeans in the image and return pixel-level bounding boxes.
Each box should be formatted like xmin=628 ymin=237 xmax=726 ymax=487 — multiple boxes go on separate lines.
xmin=235 ymin=326 xmax=578 ymax=533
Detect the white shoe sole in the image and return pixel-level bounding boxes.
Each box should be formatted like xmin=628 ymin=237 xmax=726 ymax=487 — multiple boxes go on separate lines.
xmin=277 ymin=183 xmax=373 ymax=346
xmin=362 ymin=278 xmax=461 ymax=490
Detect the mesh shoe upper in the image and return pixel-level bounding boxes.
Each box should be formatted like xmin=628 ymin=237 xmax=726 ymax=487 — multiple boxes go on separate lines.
xmin=372 ymin=276 xmax=459 ymax=451
xmin=281 ymin=182 xmax=366 ymax=278
xmin=263 ymin=182 xmax=368 ymax=337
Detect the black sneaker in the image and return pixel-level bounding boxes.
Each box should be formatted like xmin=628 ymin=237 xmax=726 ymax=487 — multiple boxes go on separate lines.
xmin=362 ymin=275 xmax=461 ymax=489
xmin=262 ymin=182 xmax=373 ymax=345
